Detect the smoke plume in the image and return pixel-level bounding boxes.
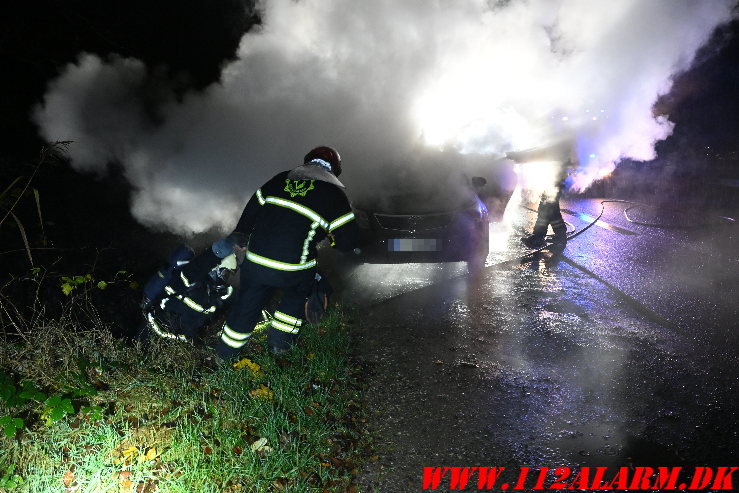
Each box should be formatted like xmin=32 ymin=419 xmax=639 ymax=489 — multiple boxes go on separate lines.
xmin=34 ymin=0 xmax=737 ymax=233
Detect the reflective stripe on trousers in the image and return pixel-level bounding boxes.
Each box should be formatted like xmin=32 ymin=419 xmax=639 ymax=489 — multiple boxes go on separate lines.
xmin=220 ymin=323 xmax=251 ymax=349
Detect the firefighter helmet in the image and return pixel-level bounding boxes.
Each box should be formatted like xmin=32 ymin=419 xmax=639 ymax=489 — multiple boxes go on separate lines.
xmin=304 ymin=146 xmax=342 ymax=177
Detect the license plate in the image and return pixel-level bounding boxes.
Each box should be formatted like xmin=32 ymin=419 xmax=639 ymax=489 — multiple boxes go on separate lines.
xmin=388 ymin=239 xmax=438 ymax=252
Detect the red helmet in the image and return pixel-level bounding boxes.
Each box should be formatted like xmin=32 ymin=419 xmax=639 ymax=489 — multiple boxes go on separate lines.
xmin=304 ymin=146 xmax=342 ymax=177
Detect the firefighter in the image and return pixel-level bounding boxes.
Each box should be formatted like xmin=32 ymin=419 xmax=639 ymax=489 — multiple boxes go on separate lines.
xmin=507 ymin=142 xmax=573 ymax=249
xmin=138 ymin=245 xmax=238 ymax=343
xmin=212 ymin=146 xmax=359 ymax=360
xmin=521 ymin=175 xmax=567 ymax=249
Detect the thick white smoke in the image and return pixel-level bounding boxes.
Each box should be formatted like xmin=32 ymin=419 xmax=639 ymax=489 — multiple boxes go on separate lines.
xmin=34 ymin=0 xmax=736 ymax=233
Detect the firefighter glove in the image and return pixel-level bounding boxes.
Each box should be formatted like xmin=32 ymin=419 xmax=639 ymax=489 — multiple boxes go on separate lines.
xmin=305 ymin=274 xmax=330 ymax=325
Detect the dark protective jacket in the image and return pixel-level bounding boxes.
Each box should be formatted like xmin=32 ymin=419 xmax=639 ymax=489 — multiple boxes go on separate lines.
xmin=233 ymin=166 xmax=359 ymax=271
xmin=144 ymin=249 xmax=235 ymax=341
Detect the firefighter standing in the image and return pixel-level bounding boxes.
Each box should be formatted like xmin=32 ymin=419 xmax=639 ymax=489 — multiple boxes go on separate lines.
xmin=212 ymin=146 xmax=359 ymax=360
xmin=506 ymin=142 xmax=574 ymax=249
xmin=521 ymin=170 xmax=568 ymax=249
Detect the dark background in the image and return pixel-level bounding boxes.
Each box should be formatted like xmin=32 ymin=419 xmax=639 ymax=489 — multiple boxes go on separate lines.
xmin=0 ymin=2 xmax=737 ymax=273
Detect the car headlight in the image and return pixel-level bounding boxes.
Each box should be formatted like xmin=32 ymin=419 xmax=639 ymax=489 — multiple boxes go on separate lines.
xmin=463 ymin=200 xmax=488 ymax=219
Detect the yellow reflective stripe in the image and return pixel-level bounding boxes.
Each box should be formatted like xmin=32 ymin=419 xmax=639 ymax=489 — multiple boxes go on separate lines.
xmin=246 ymin=251 xmax=316 ymax=271
xmin=180 ymin=271 xmax=194 ymax=287
xmin=301 ymin=222 xmax=320 ymax=264
xmin=263 ymin=196 xmax=328 ymax=229
xmin=164 ymin=286 xmax=175 ymax=295
xmin=157 ymin=271 xmax=165 ymax=278
xmin=181 ymin=296 xmax=216 ymax=314
xmin=220 ymin=286 xmax=234 ymax=300
xmin=223 ymin=325 xmax=250 ymax=341
xmin=147 ymin=313 xmax=187 ymax=341
xmin=274 ymin=311 xmax=302 ymax=326
xmin=256 ymin=188 xmax=265 ymax=205
xmin=221 ymin=324 xmax=250 ymax=348
xmin=271 ymin=319 xmax=300 ymax=334
xmin=329 ymin=212 xmax=355 ymax=231
xmin=221 ymin=333 xmax=247 ymax=348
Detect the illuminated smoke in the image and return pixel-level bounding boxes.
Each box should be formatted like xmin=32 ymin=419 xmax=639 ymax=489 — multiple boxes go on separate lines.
xmin=34 ymin=0 xmax=736 ymax=233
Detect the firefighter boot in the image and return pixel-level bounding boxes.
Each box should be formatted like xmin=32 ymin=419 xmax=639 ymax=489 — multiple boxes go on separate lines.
xmin=551 ymin=220 xmax=568 ymax=246
xmin=521 ymin=234 xmax=546 ymax=249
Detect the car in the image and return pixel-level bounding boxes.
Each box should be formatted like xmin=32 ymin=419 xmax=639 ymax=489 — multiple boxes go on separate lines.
xmin=351 ymin=159 xmax=515 ymax=271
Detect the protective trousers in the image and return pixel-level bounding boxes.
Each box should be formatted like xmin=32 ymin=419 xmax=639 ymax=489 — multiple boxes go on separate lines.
xmin=532 ymin=191 xmax=566 ymax=240
xmin=216 ymin=260 xmax=314 ymax=359
xmin=138 ymin=309 xmax=204 ymax=343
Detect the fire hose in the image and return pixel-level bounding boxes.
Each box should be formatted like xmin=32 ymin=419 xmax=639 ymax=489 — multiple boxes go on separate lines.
xmin=523 ymin=199 xmax=735 ymax=255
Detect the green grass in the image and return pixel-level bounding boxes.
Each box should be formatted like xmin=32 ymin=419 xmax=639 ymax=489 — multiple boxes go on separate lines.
xmin=0 ymin=302 xmax=365 ymax=492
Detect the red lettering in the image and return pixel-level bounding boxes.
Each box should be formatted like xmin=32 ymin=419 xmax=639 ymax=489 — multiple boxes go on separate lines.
xmin=567 ymin=467 xmax=590 ymax=489
xmin=689 ymin=467 xmax=713 ymax=489
xmin=532 ymin=467 xmax=549 ymax=489
xmin=423 ymin=467 xmax=449 ymax=490
xmin=711 ymin=467 xmax=738 ymax=490
xmin=650 ymin=467 xmax=681 ymax=489
xmin=629 ymin=467 xmax=654 ymax=490
xmin=605 ymin=467 xmax=630 ymax=490
xmin=477 ymin=467 xmax=506 ymax=489
xmin=550 ymin=467 xmax=572 ymax=489
xmin=449 ymin=467 xmax=477 ymax=490
xmin=590 ymin=467 xmax=609 ymax=489
xmin=514 ymin=466 xmax=531 ymax=489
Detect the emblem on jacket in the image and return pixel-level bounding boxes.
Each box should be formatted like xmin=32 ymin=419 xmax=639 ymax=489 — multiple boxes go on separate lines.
xmin=284 ymin=179 xmax=315 ymax=197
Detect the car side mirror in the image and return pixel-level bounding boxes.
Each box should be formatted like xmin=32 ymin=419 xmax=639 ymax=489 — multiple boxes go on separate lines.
xmin=471 ymin=176 xmax=487 ymax=188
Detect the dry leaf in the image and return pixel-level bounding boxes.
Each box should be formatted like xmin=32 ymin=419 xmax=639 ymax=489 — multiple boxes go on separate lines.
xmin=62 ymin=470 xmax=75 ymax=487
xmin=143 ymin=447 xmax=158 ymax=461
xmin=249 ymin=437 xmax=268 ymax=452
xmin=112 ymin=445 xmax=140 ymax=465
xmin=118 ymin=470 xmax=133 ymax=484
xmin=249 ymin=384 xmax=274 ymax=401
xmin=232 ymin=358 xmax=265 ymax=377
xmin=260 ymin=445 xmax=273 ymax=454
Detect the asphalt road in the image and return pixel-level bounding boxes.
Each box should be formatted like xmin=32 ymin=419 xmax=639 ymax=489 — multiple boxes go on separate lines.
xmin=334 ymin=194 xmax=739 ymax=492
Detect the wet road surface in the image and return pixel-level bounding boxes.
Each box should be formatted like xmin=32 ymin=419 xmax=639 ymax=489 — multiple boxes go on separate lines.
xmin=329 ymin=194 xmax=739 ymax=492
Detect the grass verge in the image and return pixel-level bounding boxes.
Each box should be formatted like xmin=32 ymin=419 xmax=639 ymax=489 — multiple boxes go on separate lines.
xmin=0 ymin=294 xmax=365 ymax=492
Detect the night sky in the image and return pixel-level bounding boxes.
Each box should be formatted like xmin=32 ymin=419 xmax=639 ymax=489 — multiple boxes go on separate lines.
xmin=1 ymin=1 xmax=255 ymax=157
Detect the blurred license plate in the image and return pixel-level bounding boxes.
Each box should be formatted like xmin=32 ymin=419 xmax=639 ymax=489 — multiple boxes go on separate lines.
xmin=388 ymin=239 xmax=438 ymax=252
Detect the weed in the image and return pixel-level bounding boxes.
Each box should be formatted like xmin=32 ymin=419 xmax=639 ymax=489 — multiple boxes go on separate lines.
xmin=0 ymin=463 xmax=24 ymax=490
xmin=0 ymin=272 xmax=366 ymax=492
xmin=0 ymin=141 xmax=70 ymax=267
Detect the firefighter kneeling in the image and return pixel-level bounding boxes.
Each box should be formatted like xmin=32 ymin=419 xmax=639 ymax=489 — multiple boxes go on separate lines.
xmin=138 ymin=245 xmax=239 ymax=344
xmin=213 ymin=145 xmax=359 ymax=360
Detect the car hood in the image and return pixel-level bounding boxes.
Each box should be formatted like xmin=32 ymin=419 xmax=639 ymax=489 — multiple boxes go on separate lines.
xmin=355 ymin=186 xmax=478 ymax=215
